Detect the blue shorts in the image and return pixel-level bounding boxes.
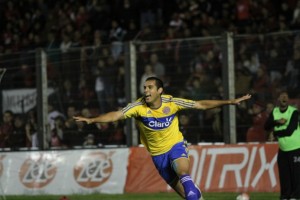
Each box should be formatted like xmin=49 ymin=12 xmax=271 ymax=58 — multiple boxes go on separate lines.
xmin=151 ymin=141 xmax=189 ymax=184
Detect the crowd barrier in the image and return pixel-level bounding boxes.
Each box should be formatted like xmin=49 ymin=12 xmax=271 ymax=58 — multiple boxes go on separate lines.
xmin=0 ymin=143 xmax=279 ymax=195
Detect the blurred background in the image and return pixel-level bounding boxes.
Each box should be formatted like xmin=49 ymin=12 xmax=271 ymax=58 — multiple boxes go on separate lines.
xmin=1 ymin=0 xmax=300 ymax=151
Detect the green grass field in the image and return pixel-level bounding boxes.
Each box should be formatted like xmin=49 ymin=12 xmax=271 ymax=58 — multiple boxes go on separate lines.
xmin=3 ymin=192 xmax=279 ymax=200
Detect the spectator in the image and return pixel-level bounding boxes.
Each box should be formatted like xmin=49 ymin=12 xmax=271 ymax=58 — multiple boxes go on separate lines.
xmin=236 ymin=0 xmax=251 ymax=32
xmin=203 ymin=95 xmax=223 ymax=142
xmin=251 ymin=66 xmax=271 ymax=102
xmin=246 ymin=101 xmax=268 ymax=142
xmin=48 ymin=102 xmax=65 ymax=132
xmin=76 ymin=107 xmax=99 ymax=145
xmin=0 ymin=110 xmax=14 ymax=148
xmin=50 ymin=116 xmax=65 ymax=148
xmin=60 ymin=33 xmax=72 ymax=53
xmin=60 ymin=79 xmax=78 ymax=109
xmin=25 ymin=109 xmax=38 ymax=148
xmin=94 ymin=59 xmax=108 ymax=113
xmin=64 ymin=104 xmax=79 ymax=132
xmin=25 ymin=120 xmax=38 ymax=148
xmin=235 ymin=67 xmax=253 ymax=97
xmin=279 ymin=2 xmax=293 ymax=25
xmin=109 ymin=20 xmax=126 ymax=60
xmin=115 ymin=0 xmax=139 ymax=29
xmin=169 ymin=12 xmax=184 ymax=30
xmin=138 ymin=0 xmax=158 ymax=29
xmin=60 ymin=33 xmax=73 ymax=80
xmin=265 ymin=102 xmax=275 ymax=141
xmin=115 ymin=66 xmax=126 ymax=107
xmin=83 ymin=133 xmax=96 ymax=146
xmin=75 ymin=5 xmax=89 ymax=29
xmin=86 ymin=0 xmax=110 ymax=31
xmin=173 ymin=27 xmax=194 ymax=78
xmin=107 ymin=120 xmax=126 ymax=145
xmin=283 ymin=60 xmax=298 ymax=91
xmin=139 ymin=64 xmax=156 ymax=95
xmin=12 ymin=64 xmax=35 ymax=88
xmin=185 ymin=62 xmax=204 ymax=89
xmin=10 ymin=114 xmax=26 ymax=149
xmin=245 ymin=53 xmax=260 ymax=75
xmin=236 ymin=100 xmax=252 ymax=142
xmin=292 ymin=0 xmax=300 ymax=25
xmin=77 ymin=73 xmax=97 ymax=110
xmin=87 ymin=30 xmax=103 ymax=68
xmin=123 ymin=19 xmax=139 ymax=41
xmin=179 ymin=112 xmax=200 ymax=144
xmin=149 ymin=53 xmax=165 ymax=81
xmin=2 ymin=0 xmax=300 ymax=149
xmin=46 ymin=31 xmax=61 ymax=83
xmin=103 ymin=56 xmax=118 ymax=109
xmin=50 ymin=129 xmax=61 ymax=148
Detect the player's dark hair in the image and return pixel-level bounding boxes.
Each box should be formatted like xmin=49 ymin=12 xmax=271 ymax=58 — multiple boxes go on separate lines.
xmin=3 ymin=110 xmax=14 ymax=117
xmin=278 ymin=90 xmax=289 ymax=96
xmin=146 ymin=76 xmax=164 ymax=90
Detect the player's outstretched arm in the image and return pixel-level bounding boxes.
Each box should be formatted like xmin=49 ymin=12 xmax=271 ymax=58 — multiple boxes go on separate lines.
xmin=194 ymin=94 xmax=252 ymax=110
xmin=73 ymin=110 xmax=124 ymax=124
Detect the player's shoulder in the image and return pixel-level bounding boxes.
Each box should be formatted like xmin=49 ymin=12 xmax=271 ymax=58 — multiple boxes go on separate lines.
xmin=123 ymin=97 xmax=145 ymax=110
xmin=161 ymin=94 xmax=174 ymax=102
xmin=162 ymin=94 xmax=191 ymax=102
xmin=288 ymin=105 xmax=299 ymax=113
xmin=162 ymin=94 xmax=195 ymax=108
xmin=288 ymin=105 xmax=297 ymax=109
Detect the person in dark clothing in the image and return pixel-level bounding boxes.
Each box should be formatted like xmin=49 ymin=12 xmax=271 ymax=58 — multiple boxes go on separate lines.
xmin=0 ymin=110 xmax=14 ymax=148
xmin=264 ymin=91 xmax=300 ymax=200
xmin=10 ymin=114 xmax=27 ymax=149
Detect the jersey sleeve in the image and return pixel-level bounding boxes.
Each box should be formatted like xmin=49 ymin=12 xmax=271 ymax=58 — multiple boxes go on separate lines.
xmin=171 ymin=97 xmax=195 ymax=110
xmin=121 ymin=100 xmax=144 ymax=119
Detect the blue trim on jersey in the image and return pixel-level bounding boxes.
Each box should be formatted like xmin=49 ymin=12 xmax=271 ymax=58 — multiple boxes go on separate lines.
xmin=140 ymin=114 xmax=176 ymax=130
xmin=151 ymin=141 xmax=189 ymax=184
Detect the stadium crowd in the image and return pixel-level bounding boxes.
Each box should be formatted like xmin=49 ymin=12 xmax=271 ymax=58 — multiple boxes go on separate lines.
xmin=1 ymin=0 xmax=300 ymax=149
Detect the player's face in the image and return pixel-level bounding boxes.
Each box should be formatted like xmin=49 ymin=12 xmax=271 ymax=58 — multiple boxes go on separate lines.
xmin=144 ymin=80 xmax=162 ymax=105
xmin=278 ymin=92 xmax=289 ymax=108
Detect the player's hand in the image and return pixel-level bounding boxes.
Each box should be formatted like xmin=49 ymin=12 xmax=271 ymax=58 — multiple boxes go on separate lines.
xmin=73 ymin=116 xmax=93 ymax=124
xmin=232 ymin=94 xmax=252 ymax=105
xmin=276 ymin=118 xmax=287 ymax=125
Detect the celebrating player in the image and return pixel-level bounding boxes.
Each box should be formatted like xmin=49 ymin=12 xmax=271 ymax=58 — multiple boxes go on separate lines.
xmin=73 ymin=76 xmax=251 ymax=200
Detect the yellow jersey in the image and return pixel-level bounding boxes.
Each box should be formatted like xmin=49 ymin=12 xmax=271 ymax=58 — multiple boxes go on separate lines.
xmin=122 ymin=94 xmax=195 ymax=156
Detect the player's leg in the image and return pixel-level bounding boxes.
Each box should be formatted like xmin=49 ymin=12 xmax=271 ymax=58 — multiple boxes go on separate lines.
xmin=168 ymin=177 xmax=185 ymax=198
xmin=169 ymin=141 xmax=201 ymax=200
xmin=169 ymin=178 xmax=202 ymax=200
xmin=172 ymin=157 xmax=201 ymax=200
xmin=152 ymin=152 xmax=185 ymax=198
xmin=152 ymin=141 xmax=201 ymax=200
xmin=277 ymin=150 xmax=291 ymax=200
xmin=290 ymin=148 xmax=300 ymax=199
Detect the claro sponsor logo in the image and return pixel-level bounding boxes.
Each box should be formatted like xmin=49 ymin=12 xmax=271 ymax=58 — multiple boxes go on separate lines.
xmin=142 ymin=114 xmax=175 ymax=130
xmin=19 ymin=153 xmax=57 ymax=188
xmin=73 ymin=151 xmax=114 ymax=188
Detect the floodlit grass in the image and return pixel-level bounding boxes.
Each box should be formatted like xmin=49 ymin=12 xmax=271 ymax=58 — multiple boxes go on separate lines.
xmin=3 ymin=192 xmax=279 ymax=200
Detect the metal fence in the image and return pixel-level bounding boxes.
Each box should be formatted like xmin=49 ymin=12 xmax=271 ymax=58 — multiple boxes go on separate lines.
xmin=1 ymin=31 xmax=300 ymax=151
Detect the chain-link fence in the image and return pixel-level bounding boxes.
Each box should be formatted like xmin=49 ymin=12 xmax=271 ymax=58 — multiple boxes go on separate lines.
xmin=1 ymin=31 xmax=300 ymax=151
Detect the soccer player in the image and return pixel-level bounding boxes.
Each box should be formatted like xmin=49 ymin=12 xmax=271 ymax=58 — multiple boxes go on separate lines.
xmin=73 ymin=76 xmax=251 ymax=200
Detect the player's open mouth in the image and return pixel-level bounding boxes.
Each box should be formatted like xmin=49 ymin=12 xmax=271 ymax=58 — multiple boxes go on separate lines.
xmin=145 ymin=95 xmax=151 ymax=100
